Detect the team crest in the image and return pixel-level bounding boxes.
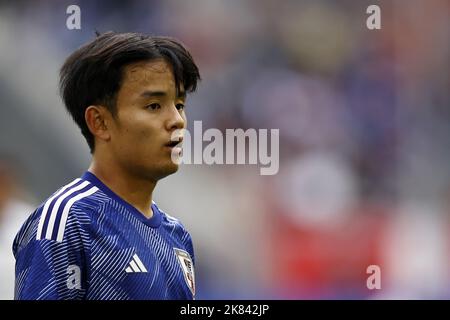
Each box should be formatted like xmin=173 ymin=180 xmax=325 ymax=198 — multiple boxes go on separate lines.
xmin=173 ymin=248 xmax=195 ymax=296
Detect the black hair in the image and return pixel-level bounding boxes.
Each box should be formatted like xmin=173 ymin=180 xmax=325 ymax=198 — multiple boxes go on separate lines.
xmin=59 ymin=32 xmax=201 ymax=152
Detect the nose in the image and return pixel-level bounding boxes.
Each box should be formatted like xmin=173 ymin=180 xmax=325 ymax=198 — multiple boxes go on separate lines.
xmin=166 ymin=104 xmax=185 ymax=131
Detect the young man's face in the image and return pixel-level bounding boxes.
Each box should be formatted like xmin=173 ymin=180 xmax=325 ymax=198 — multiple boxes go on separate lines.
xmin=107 ymin=59 xmax=186 ymax=181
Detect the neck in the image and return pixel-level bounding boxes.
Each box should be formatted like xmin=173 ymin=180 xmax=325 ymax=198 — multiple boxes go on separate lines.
xmin=88 ymin=157 xmax=156 ymax=219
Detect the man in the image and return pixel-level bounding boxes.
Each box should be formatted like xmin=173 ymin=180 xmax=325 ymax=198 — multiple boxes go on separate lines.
xmin=13 ymin=32 xmax=200 ymax=300
xmin=0 ymin=155 xmax=33 ymax=299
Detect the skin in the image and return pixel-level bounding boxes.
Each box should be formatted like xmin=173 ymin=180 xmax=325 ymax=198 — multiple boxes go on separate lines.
xmin=85 ymin=59 xmax=186 ymax=218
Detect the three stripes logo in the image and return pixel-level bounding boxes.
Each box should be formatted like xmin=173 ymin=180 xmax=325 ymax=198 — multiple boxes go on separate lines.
xmin=125 ymin=254 xmax=148 ymax=273
xmin=36 ymin=178 xmax=98 ymax=242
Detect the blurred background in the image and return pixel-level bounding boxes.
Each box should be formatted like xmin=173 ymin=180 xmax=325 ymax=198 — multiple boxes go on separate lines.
xmin=0 ymin=0 xmax=449 ymax=299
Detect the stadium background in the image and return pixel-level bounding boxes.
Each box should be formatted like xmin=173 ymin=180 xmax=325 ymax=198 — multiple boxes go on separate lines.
xmin=0 ymin=0 xmax=449 ymax=299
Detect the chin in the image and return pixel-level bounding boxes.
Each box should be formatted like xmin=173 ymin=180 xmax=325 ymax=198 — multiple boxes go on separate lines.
xmin=166 ymin=162 xmax=180 ymax=174
xmin=154 ymin=162 xmax=179 ymax=180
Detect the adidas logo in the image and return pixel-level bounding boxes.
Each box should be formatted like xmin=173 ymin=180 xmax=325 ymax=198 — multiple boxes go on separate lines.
xmin=125 ymin=254 xmax=148 ymax=273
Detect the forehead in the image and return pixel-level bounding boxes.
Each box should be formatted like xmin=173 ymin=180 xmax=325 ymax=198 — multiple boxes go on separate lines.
xmin=121 ymin=59 xmax=176 ymax=91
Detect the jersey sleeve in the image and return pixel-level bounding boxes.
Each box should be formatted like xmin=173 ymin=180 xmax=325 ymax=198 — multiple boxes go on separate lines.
xmin=183 ymin=231 xmax=195 ymax=266
xmin=13 ymin=209 xmax=88 ymax=300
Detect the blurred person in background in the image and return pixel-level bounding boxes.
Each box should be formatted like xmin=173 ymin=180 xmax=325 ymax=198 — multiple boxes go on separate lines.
xmin=0 ymin=154 xmax=34 ymax=300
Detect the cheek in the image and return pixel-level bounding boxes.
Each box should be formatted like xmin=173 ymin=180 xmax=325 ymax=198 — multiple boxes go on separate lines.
xmin=114 ymin=111 xmax=163 ymax=154
xmin=124 ymin=126 xmax=153 ymax=148
xmin=112 ymin=117 xmax=138 ymax=148
xmin=117 ymin=112 xmax=148 ymax=137
xmin=122 ymin=120 xmax=159 ymax=152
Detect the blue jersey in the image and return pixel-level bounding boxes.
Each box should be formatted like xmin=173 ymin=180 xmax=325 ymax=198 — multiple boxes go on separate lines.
xmin=13 ymin=171 xmax=195 ymax=300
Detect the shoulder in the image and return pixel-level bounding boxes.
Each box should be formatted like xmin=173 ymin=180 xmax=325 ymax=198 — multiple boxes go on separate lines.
xmin=155 ymin=202 xmax=195 ymax=255
xmin=14 ymin=177 xmax=101 ymax=250
xmin=157 ymin=202 xmax=188 ymax=232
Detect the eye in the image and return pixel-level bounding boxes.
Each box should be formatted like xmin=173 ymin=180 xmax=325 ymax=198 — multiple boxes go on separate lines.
xmin=147 ymin=103 xmax=161 ymax=110
xmin=176 ymin=103 xmax=185 ymax=111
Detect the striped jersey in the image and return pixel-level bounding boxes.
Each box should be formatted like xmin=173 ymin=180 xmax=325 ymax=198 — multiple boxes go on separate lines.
xmin=13 ymin=171 xmax=195 ymax=300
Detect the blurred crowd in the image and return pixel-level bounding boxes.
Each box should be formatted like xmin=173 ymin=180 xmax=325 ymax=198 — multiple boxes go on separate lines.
xmin=0 ymin=0 xmax=449 ymax=299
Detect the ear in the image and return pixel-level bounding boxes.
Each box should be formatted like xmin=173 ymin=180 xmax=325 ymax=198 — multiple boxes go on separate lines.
xmin=85 ymin=105 xmax=111 ymax=142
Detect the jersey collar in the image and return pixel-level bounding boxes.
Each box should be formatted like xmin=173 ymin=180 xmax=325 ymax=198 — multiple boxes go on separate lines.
xmin=81 ymin=171 xmax=162 ymax=228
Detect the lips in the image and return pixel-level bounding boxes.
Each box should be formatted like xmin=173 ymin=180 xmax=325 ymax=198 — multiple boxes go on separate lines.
xmin=166 ymin=136 xmax=183 ymax=148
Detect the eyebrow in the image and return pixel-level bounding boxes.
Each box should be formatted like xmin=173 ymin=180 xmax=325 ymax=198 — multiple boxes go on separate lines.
xmin=140 ymin=90 xmax=186 ymax=99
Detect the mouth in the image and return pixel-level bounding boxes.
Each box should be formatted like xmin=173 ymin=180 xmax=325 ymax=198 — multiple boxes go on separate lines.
xmin=166 ymin=136 xmax=183 ymax=148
